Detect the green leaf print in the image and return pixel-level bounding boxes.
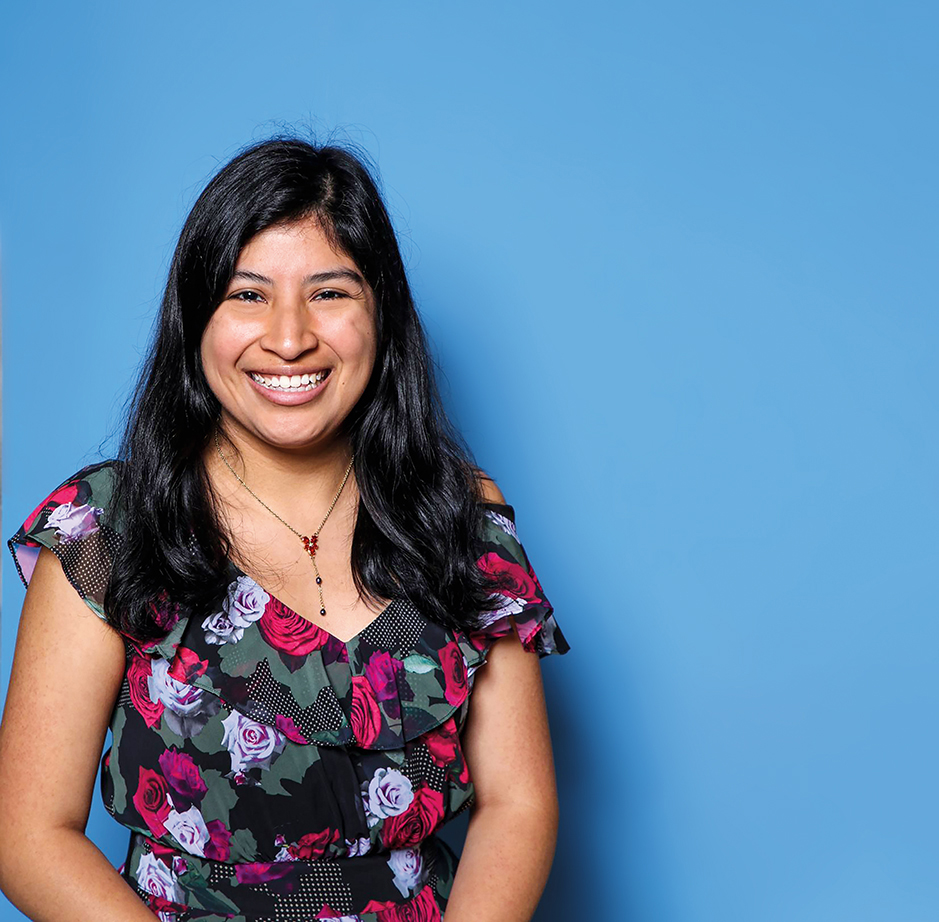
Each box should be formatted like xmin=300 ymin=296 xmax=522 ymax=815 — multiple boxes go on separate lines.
xmin=258 ymin=739 xmax=316 ymax=795
xmin=229 ymin=827 xmax=258 ymax=860
xmin=108 ymin=706 xmax=128 ymax=814
xmin=177 ymin=869 xmax=241 ymax=915
xmin=403 ymin=653 xmax=438 ymax=674
xmin=200 ymin=768 xmax=238 ymax=821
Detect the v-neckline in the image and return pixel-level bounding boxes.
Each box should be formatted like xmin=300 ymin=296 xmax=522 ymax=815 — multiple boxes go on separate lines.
xmin=225 ymin=557 xmax=400 ymax=646
xmin=223 ymin=501 xmax=515 ymax=647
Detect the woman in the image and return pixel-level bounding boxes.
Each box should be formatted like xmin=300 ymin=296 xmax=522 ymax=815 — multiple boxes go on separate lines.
xmin=0 ymin=137 xmax=569 ymax=922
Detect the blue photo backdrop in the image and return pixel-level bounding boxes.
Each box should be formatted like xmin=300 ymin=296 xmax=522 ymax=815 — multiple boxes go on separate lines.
xmin=2 ymin=2 xmax=936 ymax=920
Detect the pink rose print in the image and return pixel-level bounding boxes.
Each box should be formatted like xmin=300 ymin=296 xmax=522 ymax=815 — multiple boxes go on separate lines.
xmin=204 ymin=819 xmax=233 ymax=862
xmin=381 ymin=785 xmax=445 ymax=849
xmin=361 ymin=897 xmax=400 ymax=914
xmin=422 ymin=717 xmax=460 ymax=767
xmin=149 ymin=895 xmax=185 ymax=922
xmin=234 ymin=861 xmax=298 ymax=885
xmin=286 ymin=827 xmax=339 ymax=860
xmin=258 ymin=597 xmax=330 ymax=656
xmin=437 ymin=642 xmax=467 ymax=708
xmin=149 ymin=592 xmax=182 ymax=631
xmin=127 ymin=653 xmax=164 ymax=729
xmin=350 ymin=675 xmax=382 ymax=747
xmin=132 ymin=767 xmax=172 ymax=838
xmin=475 ymin=551 xmax=542 ymax=606
xmin=376 ymin=883 xmax=440 ymax=922
xmin=167 ymin=647 xmax=208 ymax=685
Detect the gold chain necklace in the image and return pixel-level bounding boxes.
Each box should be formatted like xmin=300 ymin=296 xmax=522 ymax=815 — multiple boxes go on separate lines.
xmin=213 ymin=427 xmax=355 ymax=618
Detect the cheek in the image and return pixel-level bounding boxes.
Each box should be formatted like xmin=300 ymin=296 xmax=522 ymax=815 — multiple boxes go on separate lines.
xmin=201 ymin=316 xmax=248 ymax=379
xmin=326 ymin=315 xmax=377 ymax=369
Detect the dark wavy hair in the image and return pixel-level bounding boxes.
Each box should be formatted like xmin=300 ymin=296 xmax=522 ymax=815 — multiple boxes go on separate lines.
xmin=104 ymin=135 xmax=511 ymax=641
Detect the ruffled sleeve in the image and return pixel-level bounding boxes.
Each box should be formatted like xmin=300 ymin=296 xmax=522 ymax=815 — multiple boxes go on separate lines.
xmin=7 ymin=459 xmax=122 ymax=622
xmin=469 ymin=503 xmax=570 ymax=659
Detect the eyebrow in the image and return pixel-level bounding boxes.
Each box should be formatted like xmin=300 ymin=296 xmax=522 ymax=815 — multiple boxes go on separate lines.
xmin=230 ymin=267 xmax=366 ymax=286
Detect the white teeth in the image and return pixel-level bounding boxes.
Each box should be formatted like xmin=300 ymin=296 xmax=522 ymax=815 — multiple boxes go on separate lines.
xmin=250 ymin=371 xmax=328 ymax=392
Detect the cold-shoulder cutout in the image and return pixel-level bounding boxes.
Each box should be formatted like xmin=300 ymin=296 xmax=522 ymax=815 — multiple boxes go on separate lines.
xmin=473 ymin=469 xmax=507 ymax=505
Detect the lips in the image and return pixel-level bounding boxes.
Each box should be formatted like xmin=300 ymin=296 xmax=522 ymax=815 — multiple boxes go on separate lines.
xmin=248 ymin=370 xmax=331 ymax=391
xmin=244 ymin=368 xmax=332 ymax=405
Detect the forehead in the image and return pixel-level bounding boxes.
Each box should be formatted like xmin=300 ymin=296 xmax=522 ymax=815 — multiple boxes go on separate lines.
xmin=236 ymin=216 xmax=357 ymax=272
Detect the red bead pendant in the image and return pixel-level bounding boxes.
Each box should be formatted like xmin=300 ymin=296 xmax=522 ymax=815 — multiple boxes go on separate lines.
xmin=301 ymin=534 xmax=318 ymax=560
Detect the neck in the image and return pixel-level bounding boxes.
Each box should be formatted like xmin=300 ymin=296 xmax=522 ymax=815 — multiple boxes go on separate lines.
xmin=205 ymin=421 xmax=358 ymax=519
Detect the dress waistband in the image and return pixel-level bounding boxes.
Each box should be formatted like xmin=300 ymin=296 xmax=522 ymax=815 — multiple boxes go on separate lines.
xmin=121 ymin=830 xmax=457 ymax=921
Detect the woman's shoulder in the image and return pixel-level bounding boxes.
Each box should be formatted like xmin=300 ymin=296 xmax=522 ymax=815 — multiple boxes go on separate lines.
xmin=472 ymin=467 xmax=507 ymax=505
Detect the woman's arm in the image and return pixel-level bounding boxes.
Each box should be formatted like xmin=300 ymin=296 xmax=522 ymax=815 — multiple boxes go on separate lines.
xmin=444 ymin=630 xmax=559 ymax=920
xmin=0 ymin=547 xmax=154 ymax=921
xmin=445 ymin=632 xmax=559 ymax=921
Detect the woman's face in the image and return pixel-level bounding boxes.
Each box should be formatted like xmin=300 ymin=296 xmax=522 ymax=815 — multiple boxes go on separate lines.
xmin=200 ymin=215 xmax=378 ymax=454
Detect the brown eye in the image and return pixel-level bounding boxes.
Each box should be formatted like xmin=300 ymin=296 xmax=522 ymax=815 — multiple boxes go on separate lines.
xmin=314 ymin=289 xmax=345 ymax=301
xmin=231 ymin=290 xmax=263 ymax=302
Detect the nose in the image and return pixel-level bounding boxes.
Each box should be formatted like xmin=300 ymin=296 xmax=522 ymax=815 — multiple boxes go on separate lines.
xmin=258 ymin=297 xmax=318 ymax=360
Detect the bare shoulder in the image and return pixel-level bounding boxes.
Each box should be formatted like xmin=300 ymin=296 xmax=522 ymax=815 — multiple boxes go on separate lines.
xmin=472 ymin=467 xmax=507 ymax=505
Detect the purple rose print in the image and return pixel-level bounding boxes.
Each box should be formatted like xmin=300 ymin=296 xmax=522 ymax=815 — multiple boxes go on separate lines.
xmin=477 ymin=593 xmax=527 ymax=629
xmin=147 ymin=658 xmax=221 ymax=738
xmin=225 ymin=576 xmax=270 ymax=627
xmin=220 ymin=711 xmax=287 ymax=774
xmin=164 ymin=804 xmax=210 ymax=857
xmin=364 ymin=651 xmax=403 ymax=720
xmin=366 ymin=767 xmax=414 ymax=827
xmin=46 ymin=501 xmax=103 ymax=543
xmin=202 ymin=610 xmax=245 ymax=645
xmin=203 ymin=576 xmax=270 ymax=645
xmin=135 ymin=851 xmax=185 ymax=904
xmin=387 ymin=846 xmax=426 ymax=897
xmin=364 ymin=651 xmax=402 ymax=701
xmin=158 ymin=749 xmax=207 ymax=810
xmin=345 ymin=835 xmax=371 ymax=857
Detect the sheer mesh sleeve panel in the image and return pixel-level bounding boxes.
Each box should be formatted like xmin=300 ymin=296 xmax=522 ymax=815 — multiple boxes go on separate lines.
xmin=7 ymin=460 xmax=122 ymax=621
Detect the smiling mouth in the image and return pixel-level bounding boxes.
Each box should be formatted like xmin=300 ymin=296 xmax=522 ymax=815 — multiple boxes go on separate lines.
xmin=248 ymin=370 xmax=331 ymax=392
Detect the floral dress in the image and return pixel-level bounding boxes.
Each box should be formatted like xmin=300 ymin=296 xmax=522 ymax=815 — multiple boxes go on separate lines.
xmin=7 ymin=460 xmax=569 ymax=922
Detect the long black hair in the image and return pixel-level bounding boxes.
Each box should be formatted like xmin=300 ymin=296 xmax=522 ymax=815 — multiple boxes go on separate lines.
xmin=104 ymin=134 xmax=511 ymax=641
